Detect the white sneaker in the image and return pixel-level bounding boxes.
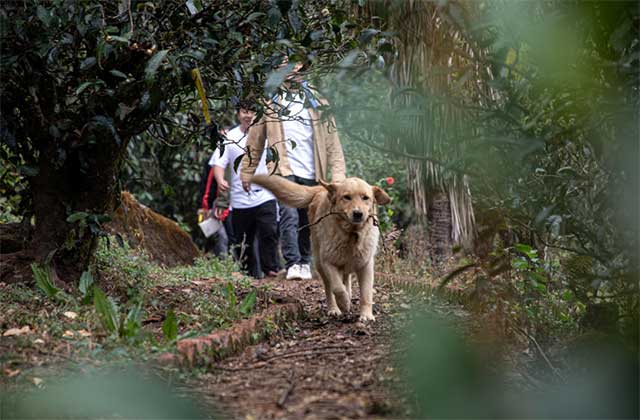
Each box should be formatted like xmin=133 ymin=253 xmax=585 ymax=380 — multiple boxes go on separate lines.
xmin=299 ymin=264 xmax=313 ymax=280
xmin=286 ymin=264 xmax=302 ymax=280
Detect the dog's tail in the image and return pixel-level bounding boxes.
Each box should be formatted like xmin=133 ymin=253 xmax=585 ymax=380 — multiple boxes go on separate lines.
xmin=251 ymin=175 xmax=322 ymax=208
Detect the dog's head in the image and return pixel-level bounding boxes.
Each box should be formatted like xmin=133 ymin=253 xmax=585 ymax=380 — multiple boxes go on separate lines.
xmin=321 ymin=178 xmax=391 ymax=230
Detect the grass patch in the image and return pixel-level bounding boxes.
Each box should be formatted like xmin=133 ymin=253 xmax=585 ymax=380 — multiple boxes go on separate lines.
xmin=1 ymin=236 xmax=270 ymax=389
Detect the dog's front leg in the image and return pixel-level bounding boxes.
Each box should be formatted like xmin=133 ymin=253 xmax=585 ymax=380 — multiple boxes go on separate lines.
xmin=317 ymin=264 xmax=343 ymax=316
xmin=319 ymin=263 xmax=350 ymax=315
xmin=356 ymin=261 xmax=375 ymax=322
xmin=342 ymin=272 xmax=353 ymax=302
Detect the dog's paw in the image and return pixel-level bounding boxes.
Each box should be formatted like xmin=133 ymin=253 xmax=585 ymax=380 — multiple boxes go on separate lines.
xmin=334 ymin=290 xmax=351 ymax=313
xmin=327 ymin=307 xmax=342 ymax=317
xmin=358 ymin=312 xmax=376 ymax=323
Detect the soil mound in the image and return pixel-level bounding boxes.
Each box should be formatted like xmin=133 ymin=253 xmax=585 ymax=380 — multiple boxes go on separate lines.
xmin=107 ymin=191 xmax=199 ymax=267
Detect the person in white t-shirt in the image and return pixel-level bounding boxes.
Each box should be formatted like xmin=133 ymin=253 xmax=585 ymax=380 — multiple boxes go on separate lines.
xmin=240 ymin=60 xmax=346 ymax=281
xmin=212 ymin=104 xmax=280 ymax=278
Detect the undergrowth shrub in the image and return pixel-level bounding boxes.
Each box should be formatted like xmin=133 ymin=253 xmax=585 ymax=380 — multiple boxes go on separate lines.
xmin=164 ymin=255 xmax=244 ymax=285
xmin=94 ymin=237 xmax=154 ymax=298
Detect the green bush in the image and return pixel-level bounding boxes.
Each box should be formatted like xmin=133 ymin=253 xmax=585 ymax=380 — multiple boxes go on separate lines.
xmin=94 ymin=237 xmax=154 ymax=296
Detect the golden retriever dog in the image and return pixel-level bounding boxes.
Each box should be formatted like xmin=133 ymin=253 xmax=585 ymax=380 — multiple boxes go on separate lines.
xmin=251 ymin=175 xmax=391 ymax=322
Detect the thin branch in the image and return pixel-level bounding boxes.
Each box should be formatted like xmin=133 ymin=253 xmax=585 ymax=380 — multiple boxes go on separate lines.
xmin=516 ymin=327 xmax=566 ymax=382
xmin=127 ymin=0 xmax=134 ymax=35
xmin=277 ymin=369 xmax=295 ymax=408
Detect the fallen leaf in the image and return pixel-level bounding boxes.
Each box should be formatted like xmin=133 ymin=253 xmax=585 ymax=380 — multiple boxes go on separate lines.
xmin=63 ymin=330 xmax=75 ymax=338
xmin=63 ymin=311 xmax=78 ymax=320
xmin=3 ymin=326 xmax=31 ymax=336
xmin=77 ymin=329 xmax=92 ymax=337
xmin=4 ymin=368 xmax=20 ymax=378
xmin=32 ymin=377 xmax=43 ymax=387
xmin=33 ymin=338 xmax=45 ymax=345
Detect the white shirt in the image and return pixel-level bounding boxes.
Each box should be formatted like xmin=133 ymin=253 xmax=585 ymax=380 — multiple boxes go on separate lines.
xmin=279 ymin=93 xmax=315 ymax=180
xmin=210 ymin=125 xmax=275 ymax=209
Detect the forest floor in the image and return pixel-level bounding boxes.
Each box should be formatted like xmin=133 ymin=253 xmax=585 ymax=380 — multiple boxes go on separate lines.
xmin=2 ymin=242 xmax=636 ymax=419
xmin=5 ymin=249 xmax=568 ymax=419
xmin=188 ymin=275 xmax=436 ymax=419
xmin=1 ymin=266 xmax=526 ymax=419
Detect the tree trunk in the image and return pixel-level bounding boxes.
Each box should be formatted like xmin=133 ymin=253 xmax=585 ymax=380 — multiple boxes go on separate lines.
xmin=427 ymin=191 xmax=453 ymax=265
xmin=0 ymin=128 xmax=128 ymax=285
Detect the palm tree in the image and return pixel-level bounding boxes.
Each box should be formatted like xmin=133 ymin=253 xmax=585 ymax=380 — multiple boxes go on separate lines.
xmin=380 ymin=0 xmax=483 ymax=263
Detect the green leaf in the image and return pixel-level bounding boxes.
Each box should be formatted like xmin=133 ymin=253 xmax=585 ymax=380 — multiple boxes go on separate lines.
xmin=76 ymin=82 xmax=92 ymax=95
xmin=288 ymin=8 xmax=302 ymax=33
xmin=358 ymin=28 xmax=380 ymax=45
xmin=561 ymin=290 xmax=574 ymax=302
xmin=67 ymin=212 xmax=88 ymax=223
xmin=233 ymin=153 xmax=245 ymax=173
xmin=79 ymin=271 xmax=94 ymax=296
xmin=338 ymin=49 xmax=361 ymax=68
xmin=36 ymin=6 xmax=52 ymax=27
xmin=532 ymin=281 xmax=546 ymax=293
xmin=267 ymin=5 xmax=282 ymax=25
xmin=162 ymin=309 xmax=178 ymax=342
xmin=243 ymin=12 xmax=264 ymax=24
xmin=557 ymin=166 xmax=578 ymax=177
xmin=515 ymin=243 xmax=537 ymax=260
xmin=228 ymin=31 xmax=243 ymax=44
xmin=94 ymin=287 xmax=119 ymax=335
xmin=109 ymin=35 xmax=130 ymax=44
xmin=264 ymin=62 xmax=294 ymax=96
xmin=109 ymin=69 xmax=128 ymax=79
xmin=224 ymin=282 xmax=237 ymax=308
xmin=80 ymin=57 xmax=97 ymax=71
xmin=32 ymin=263 xmax=59 ymax=299
xmin=266 ymin=147 xmax=277 ymax=164
xmin=512 ymin=259 xmax=528 ymax=270
xmin=123 ymin=302 xmax=143 ymax=338
xmin=527 ymin=271 xmax=548 ymax=286
xmin=239 ymin=290 xmax=257 ymax=316
xmin=145 ymin=50 xmax=169 ymax=84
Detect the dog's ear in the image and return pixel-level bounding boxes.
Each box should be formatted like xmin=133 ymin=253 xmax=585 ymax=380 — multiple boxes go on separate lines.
xmin=319 ymin=180 xmax=337 ymax=198
xmin=372 ymin=186 xmax=391 ymax=205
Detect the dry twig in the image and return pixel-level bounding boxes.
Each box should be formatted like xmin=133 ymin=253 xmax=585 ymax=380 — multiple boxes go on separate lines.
xmin=277 ymin=369 xmax=295 ymax=408
xmin=516 ymin=327 xmax=566 ymax=382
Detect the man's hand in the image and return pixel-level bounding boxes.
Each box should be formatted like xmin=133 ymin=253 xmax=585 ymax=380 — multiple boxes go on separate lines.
xmin=242 ymin=180 xmax=251 ymax=192
xmin=217 ymin=179 xmax=230 ymax=193
xmin=214 ymin=207 xmax=226 ymax=219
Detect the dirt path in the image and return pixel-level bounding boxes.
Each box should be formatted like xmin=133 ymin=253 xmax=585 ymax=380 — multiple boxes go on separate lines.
xmin=190 ymin=277 xmax=408 ymax=419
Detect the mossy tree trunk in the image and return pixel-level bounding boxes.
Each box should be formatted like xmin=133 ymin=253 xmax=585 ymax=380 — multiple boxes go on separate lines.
xmin=0 ymin=122 xmax=128 ymax=284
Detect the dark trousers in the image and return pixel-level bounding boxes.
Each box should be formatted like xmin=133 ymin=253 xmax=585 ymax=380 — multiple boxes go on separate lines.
xmin=279 ymin=175 xmax=316 ymax=269
xmin=231 ymin=199 xmax=279 ymax=278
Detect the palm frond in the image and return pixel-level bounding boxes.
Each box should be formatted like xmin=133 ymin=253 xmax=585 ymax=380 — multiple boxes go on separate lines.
xmin=386 ymin=0 xmax=486 ymax=247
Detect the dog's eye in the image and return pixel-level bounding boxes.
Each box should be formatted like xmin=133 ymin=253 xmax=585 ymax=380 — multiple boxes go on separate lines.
xmin=362 ymin=195 xmax=370 ymax=201
xmin=343 ymin=195 xmax=352 ymax=201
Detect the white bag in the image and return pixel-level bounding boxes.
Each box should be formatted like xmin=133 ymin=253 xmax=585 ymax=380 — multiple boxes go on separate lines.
xmin=198 ymin=217 xmax=222 ymax=238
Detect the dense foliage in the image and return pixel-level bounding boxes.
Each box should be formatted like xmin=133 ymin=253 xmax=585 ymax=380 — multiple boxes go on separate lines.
xmin=1 ymin=0 xmax=636 ymax=349
xmin=0 ymin=0 xmax=370 ymax=282
xmin=326 ymin=0 xmax=639 ymax=344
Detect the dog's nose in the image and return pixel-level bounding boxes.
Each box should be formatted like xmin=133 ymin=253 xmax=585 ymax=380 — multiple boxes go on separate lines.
xmin=352 ymin=210 xmax=363 ymax=222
